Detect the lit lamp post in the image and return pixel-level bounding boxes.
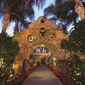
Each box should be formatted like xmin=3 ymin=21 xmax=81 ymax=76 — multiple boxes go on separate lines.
xmin=75 ymin=68 xmax=81 ymax=80
xmin=53 ymin=57 xmax=56 ymax=68
xmin=51 ymin=53 xmax=54 ymax=57
xmin=0 ymin=58 xmax=3 ymax=68
xmin=10 ymin=63 xmax=15 ymax=77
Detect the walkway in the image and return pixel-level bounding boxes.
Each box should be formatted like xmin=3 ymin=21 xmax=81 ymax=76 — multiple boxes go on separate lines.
xmin=22 ymin=66 xmax=64 ymax=85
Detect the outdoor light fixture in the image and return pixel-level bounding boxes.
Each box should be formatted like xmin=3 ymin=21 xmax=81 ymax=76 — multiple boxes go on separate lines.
xmin=42 ymin=44 xmax=44 ymax=47
xmin=13 ymin=63 xmax=15 ymax=69
xmin=54 ymin=57 xmax=56 ymax=60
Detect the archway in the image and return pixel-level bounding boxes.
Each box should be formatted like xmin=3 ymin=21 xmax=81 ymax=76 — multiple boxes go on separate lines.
xmin=28 ymin=43 xmax=56 ymax=66
xmin=13 ymin=16 xmax=69 ymax=74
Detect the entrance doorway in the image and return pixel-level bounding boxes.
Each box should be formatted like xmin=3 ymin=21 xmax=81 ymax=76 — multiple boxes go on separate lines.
xmin=41 ymin=57 xmax=46 ymax=65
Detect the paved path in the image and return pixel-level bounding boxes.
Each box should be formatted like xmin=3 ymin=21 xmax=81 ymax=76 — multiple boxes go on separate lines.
xmin=22 ymin=66 xmax=64 ymax=85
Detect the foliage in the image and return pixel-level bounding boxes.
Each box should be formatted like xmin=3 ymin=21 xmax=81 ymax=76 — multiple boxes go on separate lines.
xmin=29 ymin=54 xmax=35 ymax=60
xmin=76 ymin=60 xmax=85 ymax=71
xmin=0 ymin=32 xmax=20 ymax=84
xmin=0 ymin=0 xmax=46 ymax=32
xmin=29 ymin=54 xmax=35 ymax=66
xmin=44 ymin=0 xmax=69 ymax=26
xmin=63 ymin=19 xmax=85 ymax=54
xmin=50 ymin=61 xmax=54 ymax=67
xmin=0 ymin=32 xmax=20 ymax=58
xmin=66 ymin=54 xmax=80 ymax=74
xmin=41 ymin=57 xmax=46 ymax=60
xmin=0 ymin=0 xmax=46 ymax=20
xmin=61 ymin=19 xmax=85 ymax=83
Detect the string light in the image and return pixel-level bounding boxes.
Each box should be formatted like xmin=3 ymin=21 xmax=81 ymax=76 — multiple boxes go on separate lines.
xmin=44 ymin=0 xmax=75 ymax=16
xmin=0 ymin=0 xmax=32 ymax=20
xmin=0 ymin=0 xmax=77 ymax=19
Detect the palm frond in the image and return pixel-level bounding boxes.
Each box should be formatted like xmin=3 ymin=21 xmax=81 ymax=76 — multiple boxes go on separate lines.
xmin=48 ymin=16 xmax=59 ymax=24
xmin=44 ymin=3 xmax=54 ymax=16
xmin=63 ymin=11 xmax=78 ymax=25
xmin=22 ymin=20 xmax=31 ymax=28
xmin=36 ymin=0 xmax=46 ymax=9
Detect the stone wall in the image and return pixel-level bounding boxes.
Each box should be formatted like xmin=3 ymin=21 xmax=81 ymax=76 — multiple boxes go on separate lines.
xmin=13 ymin=16 xmax=69 ymax=74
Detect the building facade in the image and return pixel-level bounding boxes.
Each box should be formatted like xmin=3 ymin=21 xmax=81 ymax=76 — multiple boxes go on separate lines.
xmin=13 ymin=16 xmax=69 ymax=74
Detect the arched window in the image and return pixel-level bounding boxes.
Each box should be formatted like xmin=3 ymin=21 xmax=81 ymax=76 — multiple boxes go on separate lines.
xmin=50 ymin=34 xmax=55 ymax=38
xmin=61 ymin=42 xmax=66 ymax=49
xmin=41 ymin=19 xmax=44 ymax=23
xmin=40 ymin=28 xmax=46 ymax=36
xmin=28 ymin=35 xmax=33 ymax=41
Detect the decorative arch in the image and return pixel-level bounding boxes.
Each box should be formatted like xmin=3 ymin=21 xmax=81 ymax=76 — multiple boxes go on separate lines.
xmin=50 ymin=33 xmax=55 ymax=38
xmin=27 ymin=41 xmax=58 ymax=59
xmin=40 ymin=28 xmax=46 ymax=36
xmin=28 ymin=35 xmax=33 ymax=41
xmin=13 ymin=16 xmax=69 ymax=74
xmin=41 ymin=19 xmax=44 ymax=23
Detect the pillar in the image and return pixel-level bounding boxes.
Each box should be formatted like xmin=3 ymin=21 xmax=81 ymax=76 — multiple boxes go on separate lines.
xmin=39 ymin=56 xmax=41 ymax=65
xmin=24 ymin=59 xmax=30 ymax=72
xmin=14 ymin=59 xmax=23 ymax=75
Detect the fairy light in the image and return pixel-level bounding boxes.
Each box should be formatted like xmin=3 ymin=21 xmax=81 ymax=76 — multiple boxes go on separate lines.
xmin=44 ymin=0 xmax=75 ymax=16
xmin=55 ymin=3 xmax=74 ymax=11
xmin=0 ymin=0 xmax=77 ymax=22
xmin=1 ymin=0 xmax=32 ymax=20
xmin=36 ymin=0 xmax=42 ymax=7
xmin=8 ymin=0 xmax=19 ymax=11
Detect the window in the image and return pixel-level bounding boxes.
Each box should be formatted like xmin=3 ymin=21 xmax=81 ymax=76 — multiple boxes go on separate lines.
xmin=61 ymin=42 xmax=66 ymax=49
xmin=41 ymin=19 xmax=44 ymax=23
xmin=28 ymin=35 xmax=33 ymax=41
xmin=40 ymin=28 xmax=46 ymax=36
xmin=50 ymin=34 xmax=55 ymax=38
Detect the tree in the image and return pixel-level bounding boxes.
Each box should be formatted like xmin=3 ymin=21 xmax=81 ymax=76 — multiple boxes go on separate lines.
xmin=29 ymin=54 xmax=35 ymax=66
xmin=63 ymin=1 xmax=78 ymax=30
xmin=44 ymin=0 xmax=70 ymax=29
xmin=0 ymin=0 xmax=46 ymax=33
xmin=64 ymin=19 xmax=85 ymax=55
xmin=12 ymin=8 xmax=34 ymax=32
xmin=60 ymin=19 xmax=85 ymax=79
xmin=64 ymin=1 xmax=85 ymax=31
xmin=0 ymin=32 xmax=20 ymax=84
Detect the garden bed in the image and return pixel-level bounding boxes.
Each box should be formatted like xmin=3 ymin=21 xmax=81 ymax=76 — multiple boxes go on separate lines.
xmin=47 ymin=65 xmax=82 ymax=85
xmin=5 ymin=66 xmax=37 ymax=85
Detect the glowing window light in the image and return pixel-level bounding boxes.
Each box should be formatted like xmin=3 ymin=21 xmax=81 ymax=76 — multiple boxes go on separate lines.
xmin=41 ymin=44 xmax=44 ymax=47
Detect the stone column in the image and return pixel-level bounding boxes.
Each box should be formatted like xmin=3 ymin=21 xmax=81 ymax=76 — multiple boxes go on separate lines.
xmin=14 ymin=59 xmax=23 ymax=74
xmin=39 ymin=56 xmax=41 ymax=65
xmin=24 ymin=59 xmax=30 ymax=72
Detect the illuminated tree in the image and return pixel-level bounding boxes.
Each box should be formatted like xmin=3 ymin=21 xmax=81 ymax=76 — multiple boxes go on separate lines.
xmin=44 ymin=0 xmax=70 ymax=29
xmin=0 ymin=32 xmax=20 ymax=84
xmin=0 ymin=0 xmax=46 ymax=33
xmin=61 ymin=19 xmax=85 ymax=80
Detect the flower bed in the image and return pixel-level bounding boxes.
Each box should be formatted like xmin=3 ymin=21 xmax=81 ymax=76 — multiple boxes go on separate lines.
xmin=48 ymin=66 xmax=77 ymax=85
xmin=5 ymin=66 xmax=37 ymax=85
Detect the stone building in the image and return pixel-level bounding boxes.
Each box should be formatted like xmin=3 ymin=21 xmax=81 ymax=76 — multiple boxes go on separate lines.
xmin=13 ymin=16 xmax=69 ymax=74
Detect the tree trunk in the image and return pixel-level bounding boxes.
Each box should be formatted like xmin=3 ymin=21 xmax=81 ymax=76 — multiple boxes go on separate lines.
xmin=14 ymin=21 xmax=19 ymax=32
xmin=20 ymin=23 xmax=22 ymax=32
xmin=1 ymin=2 xmax=10 ymax=33
xmin=60 ymin=17 xmax=63 ymax=29
xmin=75 ymin=0 xmax=85 ymax=20
xmin=72 ymin=9 xmax=77 ymax=30
xmin=1 ymin=13 xmax=10 ymax=33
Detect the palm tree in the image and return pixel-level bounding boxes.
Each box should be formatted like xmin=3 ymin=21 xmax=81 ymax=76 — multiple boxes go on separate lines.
xmin=0 ymin=0 xmax=46 ymax=33
xmin=63 ymin=1 xmax=78 ymax=30
xmin=75 ymin=0 xmax=85 ymax=20
xmin=11 ymin=7 xmax=34 ymax=32
xmin=64 ymin=1 xmax=85 ymax=31
xmin=44 ymin=0 xmax=69 ymax=29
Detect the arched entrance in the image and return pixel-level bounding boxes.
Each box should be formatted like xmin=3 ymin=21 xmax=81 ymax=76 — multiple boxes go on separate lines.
xmin=28 ymin=43 xmax=58 ymax=67
xmin=41 ymin=57 xmax=46 ymax=65
xmin=13 ymin=16 xmax=69 ymax=74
